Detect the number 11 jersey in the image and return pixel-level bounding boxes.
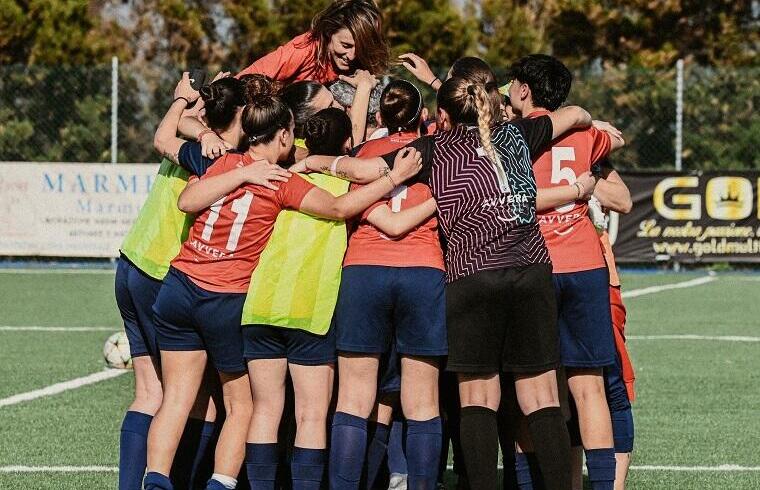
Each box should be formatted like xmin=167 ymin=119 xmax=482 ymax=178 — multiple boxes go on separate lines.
xmin=171 ymin=152 xmax=315 ymax=293
xmin=529 ymin=110 xmax=611 ymax=273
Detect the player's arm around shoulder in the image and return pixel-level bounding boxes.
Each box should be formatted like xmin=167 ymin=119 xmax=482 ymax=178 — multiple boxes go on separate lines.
xmin=366 ymin=197 xmax=437 ymax=238
xmin=154 ymin=73 xmax=201 ymax=165
xmin=178 ymin=157 xmax=291 ymax=213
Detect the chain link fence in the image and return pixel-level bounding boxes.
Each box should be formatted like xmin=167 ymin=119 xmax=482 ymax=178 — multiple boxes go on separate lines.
xmin=1 ymin=61 xmax=757 ymax=170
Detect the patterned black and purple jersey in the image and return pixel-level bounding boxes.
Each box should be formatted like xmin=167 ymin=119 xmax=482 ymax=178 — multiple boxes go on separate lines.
xmin=385 ymin=115 xmax=555 ymax=283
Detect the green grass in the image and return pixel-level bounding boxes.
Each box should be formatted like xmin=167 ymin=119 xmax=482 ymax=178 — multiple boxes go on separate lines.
xmin=0 ymin=269 xmax=759 ymax=489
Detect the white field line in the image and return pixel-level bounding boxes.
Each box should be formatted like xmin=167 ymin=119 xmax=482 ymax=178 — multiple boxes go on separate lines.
xmin=0 ymin=369 xmax=128 ymax=409
xmin=441 ymin=464 xmax=760 ymax=472
xmin=621 ymin=275 xmax=716 ymax=299
xmin=2 ymin=464 xmax=760 ymax=473
xmin=628 ymin=334 xmax=760 ymax=342
xmin=0 ymin=326 xmax=117 ymax=332
xmin=0 ymin=268 xmax=114 ymax=275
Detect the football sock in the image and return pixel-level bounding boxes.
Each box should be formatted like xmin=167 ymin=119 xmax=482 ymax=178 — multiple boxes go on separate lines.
xmin=329 ymin=412 xmax=368 ymax=489
xmin=459 ymin=406 xmax=499 ymax=490
xmin=207 ymin=473 xmax=237 ymax=489
xmin=611 ymin=408 xmax=635 ymax=453
xmin=387 ymin=419 xmax=407 ymax=475
xmin=365 ymin=422 xmax=390 ymax=488
xmin=245 ymin=443 xmax=278 ymax=490
xmin=171 ymin=418 xmax=217 ymax=490
xmin=514 ymin=453 xmax=545 ymax=490
xmin=405 ymin=417 xmax=442 ymax=490
xmin=143 ymin=471 xmax=173 ymax=490
xmin=526 ymin=407 xmax=572 ymax=490
xmin=291 ymin=447 xmax=327 ymax=490
xmin=119 ymin=410 xmax=153 ymax=490
xmin=585 ymin=448 xmax=616 ymax=490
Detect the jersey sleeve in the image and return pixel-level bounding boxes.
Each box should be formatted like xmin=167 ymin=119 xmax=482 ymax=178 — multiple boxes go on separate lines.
xmin=178 ymin=141 xmax=215 ymax=176
xmin=236 ymin=33 xmax=313 ymax=80
xmin=379 ymin=136 xmax=435 ymax=184
xmin=510 ymin=115 xmax=554 ymax=157
xmin=589 ymin=127 xmax=612 ymax=164
xmin=276 ymin=173 xmax=317 ymax=210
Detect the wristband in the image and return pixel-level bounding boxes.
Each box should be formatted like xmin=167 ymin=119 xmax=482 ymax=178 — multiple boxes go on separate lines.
xmin=429 ymin=77 xmax=441 ymax=88
xmin=198 ymin=129 xmax=215 ymax=142
xmin=173 ymin=97 xmax=190 ymax=105
xmin=329 ymin=155 xmax=346 ymax=177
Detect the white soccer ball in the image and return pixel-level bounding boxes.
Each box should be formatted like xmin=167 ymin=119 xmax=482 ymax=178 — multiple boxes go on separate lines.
xmin=103 ymin=331 xmax=133 ymax=369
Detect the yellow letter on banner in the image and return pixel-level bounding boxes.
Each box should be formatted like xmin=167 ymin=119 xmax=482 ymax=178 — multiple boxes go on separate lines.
xmin=653 ymin=177 xmax=700 ymax=220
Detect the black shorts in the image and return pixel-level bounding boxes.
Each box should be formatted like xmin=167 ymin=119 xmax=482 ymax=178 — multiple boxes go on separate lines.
xmin=445 ymin=263 xmax=560 ymax=374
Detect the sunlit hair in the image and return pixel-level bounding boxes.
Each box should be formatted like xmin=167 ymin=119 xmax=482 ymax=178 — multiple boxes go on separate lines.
xmin=239 ymin=73 xmax=282 ymax=103
xmin=450 ymin=57 xmax=503 ymax=124
xmin=309 ymin=0 xmax=389 ymax=75
xmin=437 ymin=77 xmax=508 ymax=188
xmin=241 ymin=95 xmax=293 ymax=146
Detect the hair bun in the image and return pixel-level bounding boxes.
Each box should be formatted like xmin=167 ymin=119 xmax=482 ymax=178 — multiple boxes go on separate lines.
xmin=466 ymin=84 xmax=476 ymax=96
xmin=304 ymin=116 xmax=328 ymax=141
xmin=199 ymin=84 xmax=213 ymax=101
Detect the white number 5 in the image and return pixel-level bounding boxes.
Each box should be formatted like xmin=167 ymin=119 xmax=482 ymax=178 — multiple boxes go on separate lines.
xmin=551 ymin=147 xmax=577 ymax=213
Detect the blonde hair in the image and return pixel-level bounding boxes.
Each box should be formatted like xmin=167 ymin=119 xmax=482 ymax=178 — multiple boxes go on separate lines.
xmin=438 ymin=78 xmax=509 ymax=191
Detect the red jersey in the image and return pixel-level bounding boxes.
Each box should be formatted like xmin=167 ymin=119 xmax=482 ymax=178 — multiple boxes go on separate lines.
xmin=172 ymin=153 xmax=315 ymax=293
xmin=343 ymin=132 xmax=444 ymax=270
xmin=530 ymin=110 xmax=611 ymax=273
xmin=237 ymin=32 xmax=338 ymax=84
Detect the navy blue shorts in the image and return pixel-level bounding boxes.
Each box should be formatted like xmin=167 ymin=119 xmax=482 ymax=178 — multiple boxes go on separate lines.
xmin=335 ymin=266 xmax=447 ymax=357
xmin=153 ymin=268 xmax=247 ymax=373
xmin=553 ymin=268 xmax=616 ymax=368
xmin=243 ymin=324 xmax=336 ymax=366
xmin=115 ymin=256 xmax=163 ymax=358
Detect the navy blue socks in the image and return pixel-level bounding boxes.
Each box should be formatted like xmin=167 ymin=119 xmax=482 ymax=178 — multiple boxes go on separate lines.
xmin=143 ymin=471 xmax=173 ymax=490
xmin=387 ymin=419 xmax=407 ymax=476
xmin=329 ymin=412 xmax=368 ymax=489
xmin=365 ymin=422 xmax=390 ymax=488
xmin=120 ymin=410 xmax=153 ymax=490
xmin=291 ymin=447 xmax=326 ymax=490
xmin=405 ymin=417 xmax=442 ymax=490
xmin=171 ymin=418 xmax=217 ymax=490
xmin=245 ymin=443 xmax=278 ymax=489
xmin=586 ymin=448 xmax=616 ymax=490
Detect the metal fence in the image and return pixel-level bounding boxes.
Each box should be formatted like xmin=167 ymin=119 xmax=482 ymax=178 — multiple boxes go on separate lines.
xmin=1 ymin=59 xmax=757 ymax=170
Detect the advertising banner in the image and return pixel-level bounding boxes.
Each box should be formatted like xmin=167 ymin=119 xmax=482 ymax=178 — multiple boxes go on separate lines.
xmin=0 ymin=163 xmax=159 ymax=257
xmin=613 ymin=172 xmax=760 ymax=263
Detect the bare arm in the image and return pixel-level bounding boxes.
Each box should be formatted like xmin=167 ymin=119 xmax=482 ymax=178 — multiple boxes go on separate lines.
xmin=154 ymin=73 xmax=200 ymax=164
xmin=178 ymin=162 xmax=292 ymax=213
xmin=594 ymin=169 xmax=632 ymax=214
xmin=178 ymin=116 xmax=233 ymax=159
xmin=592 ymin=120 xmax=626 ymax=152
xmin=339 ymin=70 xmax=378 ymax=145
xmin=366 ymin=198 xmax=437 ymax=237
xmin=536 ymin=171 xmax=597 ymax=212
xmin=294 ymin=154 xmax=389 ymax=184
xmin=548 ymin=106 xmax=592 ymax=140
xmin=298 ymin=149 xmax=422 ymax=220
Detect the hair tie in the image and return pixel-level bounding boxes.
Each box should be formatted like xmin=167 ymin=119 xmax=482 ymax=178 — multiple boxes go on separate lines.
xmin=467 ymin=85 xmax=476 ymax=96
xmin=248 ymin=135 xmax=258 ymax=144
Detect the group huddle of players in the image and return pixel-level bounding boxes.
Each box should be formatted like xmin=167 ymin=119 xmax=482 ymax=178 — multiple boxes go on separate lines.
xmin=114 ymin=2 xmax=636 ymax=490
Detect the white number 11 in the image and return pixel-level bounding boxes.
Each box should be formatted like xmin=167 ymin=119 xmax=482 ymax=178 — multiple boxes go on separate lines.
xmin=200 ymin=191 xmax=254 ymax=252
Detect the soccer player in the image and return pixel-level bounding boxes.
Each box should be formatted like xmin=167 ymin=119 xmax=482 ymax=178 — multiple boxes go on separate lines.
xmin=507 ymin=54 xmax=625 ymax=490
xmin=116 ymin=73 xmax=286 ymax=490
xmin=142 ymin=93 xmax=423 ymax=490
xmin=330 ymin=79 xmax=445 ymax=490
xmin=238 ymin=0 xmax=388 ymax=84
xmin=301 ymin=64 xmax=599 ymax=490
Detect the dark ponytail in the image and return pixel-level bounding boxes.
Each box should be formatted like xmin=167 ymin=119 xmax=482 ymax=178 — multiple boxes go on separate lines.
xmin=241 ymin=95 xmax=293 ymax=146
xmin=199 ymin=78 xmax=245 ymax=131
xmin=379 ymin=80 xmax=423 ymax=134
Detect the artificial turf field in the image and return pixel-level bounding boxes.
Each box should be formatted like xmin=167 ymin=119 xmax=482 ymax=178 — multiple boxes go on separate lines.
xmin=0 ymin=268 xmax=758 ymax=489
